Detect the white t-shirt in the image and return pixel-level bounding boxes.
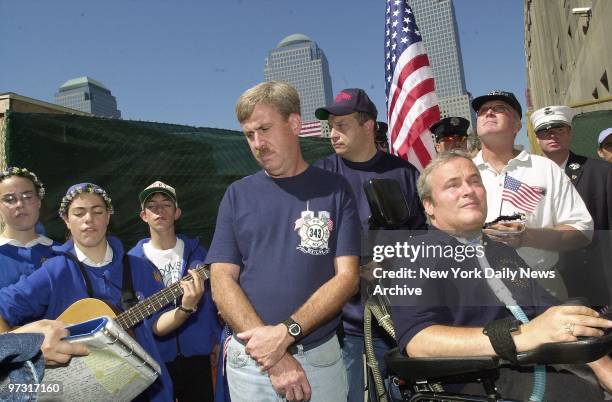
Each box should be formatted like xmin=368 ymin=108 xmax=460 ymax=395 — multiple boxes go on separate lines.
xmin=143 ymin=238 xmax=184 ymax=287
xmin=473 ymin=150 xmax=593 ymax=271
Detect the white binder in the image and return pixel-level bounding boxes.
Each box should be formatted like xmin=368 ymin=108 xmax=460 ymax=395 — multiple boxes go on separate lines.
xmin=39 ymin=316 xmax=161 ymax=402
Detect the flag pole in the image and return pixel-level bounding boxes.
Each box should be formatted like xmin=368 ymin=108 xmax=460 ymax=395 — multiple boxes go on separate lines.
xmin=498 ymin=173 xmax=506 ymax=217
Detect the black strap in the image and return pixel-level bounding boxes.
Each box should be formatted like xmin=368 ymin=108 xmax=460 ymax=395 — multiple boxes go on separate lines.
xmin=58 ymin=251 xmax=94 ymax=298
xmin=483 ymin=318 xmax=519 ymax=363
xmin=58 ymin=250 xmax=138 ymax=311
xmin=120 ymin=254 xmax=138 ymax=311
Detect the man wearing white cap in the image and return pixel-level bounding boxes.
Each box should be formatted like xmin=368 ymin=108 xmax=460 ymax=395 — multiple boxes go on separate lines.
xmin=598 ymin=128 xmax=612 ymax=163
xmin=472 ymin=91 xmax=593 ymax=299
xmin=531 ymin=106 xmax=612 ymax=305
xmin=129 ymin=180 xmax=221 ymax=402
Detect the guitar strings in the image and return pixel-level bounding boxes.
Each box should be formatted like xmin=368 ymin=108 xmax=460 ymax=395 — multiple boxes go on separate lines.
xmin=115 ymin=265 xmax=210 ymax=330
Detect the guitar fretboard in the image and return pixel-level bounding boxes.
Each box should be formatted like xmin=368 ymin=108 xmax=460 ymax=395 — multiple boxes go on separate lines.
xmin=115 ymin=264 xmax=210 ymax=330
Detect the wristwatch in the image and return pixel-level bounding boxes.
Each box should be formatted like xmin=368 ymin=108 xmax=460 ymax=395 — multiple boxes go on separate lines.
xmin=282 ymin=318 xmax=303 ymax=342
xmin=178 ymin=304 xmax=197 ymax=314
xmin=483 ymin=319 xmax=522 ymax=363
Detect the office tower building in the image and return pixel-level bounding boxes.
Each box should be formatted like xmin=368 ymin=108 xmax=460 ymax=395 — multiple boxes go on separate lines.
xmin=264 ymin=34 xmax=333 ymax=136
xmin=408 ymin=0 xmax=474 ymax=130
xmin=55 ymin=76 xmax=121 ymax=118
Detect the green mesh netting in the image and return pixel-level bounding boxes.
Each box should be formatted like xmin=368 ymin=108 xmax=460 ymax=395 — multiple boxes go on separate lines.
xmin=571 ymin=110 xmax=612 ymax=159
xmin=4 ymin=111 xmax=334 ymax=247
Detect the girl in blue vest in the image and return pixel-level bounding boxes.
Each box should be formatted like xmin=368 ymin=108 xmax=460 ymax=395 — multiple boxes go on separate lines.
xmin=0 ymin=167 xmax=57 ymax=289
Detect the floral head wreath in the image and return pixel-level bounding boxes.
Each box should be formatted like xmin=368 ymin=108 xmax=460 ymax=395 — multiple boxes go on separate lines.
xmin=0 ymin=167 xmax=46 ymax=199
xmin=58 ymin=183 xmax=114 ymax=217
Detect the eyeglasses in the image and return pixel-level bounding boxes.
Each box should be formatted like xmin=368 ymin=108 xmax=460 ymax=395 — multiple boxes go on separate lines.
xmin=476 ymin=104 xmax=510 ymax=117
xmin=1 ymin=192 xmax=38 ymax=206
xmin=438 ymin=135 xmax=467 ymax=144
xmin=535 ymin=126 xmax=569 ymax=139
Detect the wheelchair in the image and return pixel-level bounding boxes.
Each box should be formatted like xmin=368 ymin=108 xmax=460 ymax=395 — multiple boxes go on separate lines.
xmin=361 ymin=178 xmax=612 ymax=402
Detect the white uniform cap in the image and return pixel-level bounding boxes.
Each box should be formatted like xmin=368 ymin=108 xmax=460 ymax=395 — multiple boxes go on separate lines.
xmin=531 ymin=105 xmax=575 ymax=132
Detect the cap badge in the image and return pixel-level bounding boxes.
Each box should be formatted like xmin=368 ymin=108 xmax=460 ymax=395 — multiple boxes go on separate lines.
xmin=335 ymin=92 xmax=352 ymax=103
xmin=450 ymin=117 xmax=460 ymax=126
xmin=544 ymin=107 xmax=553 ymax=115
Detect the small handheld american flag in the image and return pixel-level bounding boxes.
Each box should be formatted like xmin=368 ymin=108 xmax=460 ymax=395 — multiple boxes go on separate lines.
xmin=502 ymin=174 xmax=545 ymax=214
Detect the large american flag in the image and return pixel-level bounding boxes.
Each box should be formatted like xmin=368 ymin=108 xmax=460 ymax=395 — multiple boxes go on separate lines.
xmin=502 ymin=175 xmax=545 ymax=214
xmin=385 ymin=0 xmax=440 ymax=171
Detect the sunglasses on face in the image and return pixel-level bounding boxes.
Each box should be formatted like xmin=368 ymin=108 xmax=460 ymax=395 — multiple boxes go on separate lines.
xmin=438 ymin=135 xmax=467 ymax=144
xmin=535 ymin=126 xmax=569 ymax=139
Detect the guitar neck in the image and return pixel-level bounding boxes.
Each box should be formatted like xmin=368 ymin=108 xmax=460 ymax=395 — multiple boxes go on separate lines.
xmin=115 ymin=264 xmax=210 ymax=330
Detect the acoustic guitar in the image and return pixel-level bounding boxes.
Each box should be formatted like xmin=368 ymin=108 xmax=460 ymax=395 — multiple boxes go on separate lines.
xmin=57 ymin=264 xmax=210 ymax=331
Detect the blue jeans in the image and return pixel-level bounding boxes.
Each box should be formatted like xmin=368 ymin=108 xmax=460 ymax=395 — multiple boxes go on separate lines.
xmin=226 ymin=334 xmax=347 ymax=402
xmin=0 ymin=333 xmax=44 ymax=402
xmin=343 ymin=334 xmax=400 ymax=402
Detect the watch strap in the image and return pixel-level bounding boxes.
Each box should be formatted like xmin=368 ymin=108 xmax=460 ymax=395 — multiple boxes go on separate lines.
xmin=282 ymin=318 xmax=303 ymax=342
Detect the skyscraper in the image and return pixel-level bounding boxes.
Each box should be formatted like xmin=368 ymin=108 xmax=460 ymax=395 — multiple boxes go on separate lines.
xmin=55 ymin=76 xmax=121 ymax=118
xmin=408 ymin=0 xmax=474 ymax=130
xmin=264 ymin=34 xmax=333 ymax=136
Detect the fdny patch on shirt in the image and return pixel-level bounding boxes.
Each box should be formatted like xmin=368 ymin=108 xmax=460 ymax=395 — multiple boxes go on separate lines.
xmin=294 ymin=203 xmax=333 ymax=256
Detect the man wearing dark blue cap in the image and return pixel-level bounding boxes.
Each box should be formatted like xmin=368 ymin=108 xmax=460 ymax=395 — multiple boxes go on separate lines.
xmin=430 ymin=116 xmax=470 ymax=153
xmin=314 ymin=88 xmax=426 ymax=402
xmin=472 ymin=91 xmax=593 ymax=299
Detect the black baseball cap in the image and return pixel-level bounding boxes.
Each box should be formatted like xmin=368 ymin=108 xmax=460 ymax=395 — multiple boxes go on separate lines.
xmin=472 ymin=90 xmax=522 ymax=117
xmin=430 ymin=117 xmax=469 ymax=142
xmin=315 ymin=88 xmax=378 ymax=120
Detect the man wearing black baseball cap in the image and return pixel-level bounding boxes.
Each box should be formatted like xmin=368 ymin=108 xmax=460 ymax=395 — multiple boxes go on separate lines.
xmin=430 ymin=116 xmax=470 ymax=153
xmin=315 ymin=88 xmax=426 ymax=402
xmin=472 ymin=90 xmax=593 ymax=299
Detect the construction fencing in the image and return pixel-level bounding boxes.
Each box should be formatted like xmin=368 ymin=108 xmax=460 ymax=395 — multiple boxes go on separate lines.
xmin=3 ymin=112 xmax=333 ymax=247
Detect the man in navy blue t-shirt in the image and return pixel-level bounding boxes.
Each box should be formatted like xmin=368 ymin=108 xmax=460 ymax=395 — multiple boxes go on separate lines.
xmin=390 ymin=151 xmax=612 ymax=400
xmin=206 ymin=81 xmax=361 ymax=402
xmin=314 ymin=87 xmax=426 ymax=402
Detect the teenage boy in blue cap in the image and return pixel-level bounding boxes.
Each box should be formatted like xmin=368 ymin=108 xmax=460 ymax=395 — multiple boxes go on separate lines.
xmin=129 ymin=180 xmax=221 ymax=402
xmin=0 ymin=182 xmax=205 ymax=401
xmin=0 ymin=167 xmax=57 ymax=288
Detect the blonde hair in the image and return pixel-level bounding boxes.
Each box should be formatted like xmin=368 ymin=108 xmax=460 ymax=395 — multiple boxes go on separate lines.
xmin=236 ymin=81 xmax=301 ymax=123
xmin=417 ymin=150 xmax=476 ymax=203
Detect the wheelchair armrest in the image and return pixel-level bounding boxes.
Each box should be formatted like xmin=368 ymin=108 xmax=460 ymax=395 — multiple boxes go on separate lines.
xmin=516 ymin=332 xmax=612 ymax=365
xmin=385 ymin=347 xmax=499 ymax=383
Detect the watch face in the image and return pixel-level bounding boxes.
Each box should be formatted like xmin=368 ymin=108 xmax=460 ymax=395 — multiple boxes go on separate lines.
xmin=288 ymin=323 xmax=301 ymax=336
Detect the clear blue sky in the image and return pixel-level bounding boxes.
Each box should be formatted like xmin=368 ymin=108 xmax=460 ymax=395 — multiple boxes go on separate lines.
xmin=0 ymin=0 xmax=529 ymax=147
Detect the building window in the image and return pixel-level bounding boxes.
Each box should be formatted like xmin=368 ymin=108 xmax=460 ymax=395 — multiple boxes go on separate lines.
xmin=601 ymin=71 xmax=609 ymax=92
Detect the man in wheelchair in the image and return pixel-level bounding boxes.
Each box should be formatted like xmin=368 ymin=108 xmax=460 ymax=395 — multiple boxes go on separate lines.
xmin=386 ymin=151 xmax=612 ymax=401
